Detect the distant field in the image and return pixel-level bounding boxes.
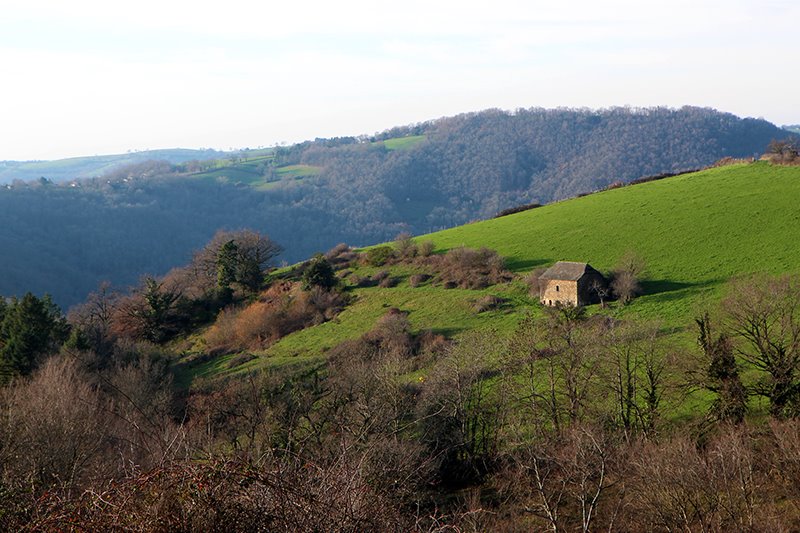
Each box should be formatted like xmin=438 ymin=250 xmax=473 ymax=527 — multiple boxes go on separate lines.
xmin=273 ymin=164 xmax=322 ymax=179
xmin=190 ymin=158 xmax=321 ymax=189
xmin=0 ymin=148 xmax=225 ymax=184
xmin=380 ymin=135 xmax=427 ymax=151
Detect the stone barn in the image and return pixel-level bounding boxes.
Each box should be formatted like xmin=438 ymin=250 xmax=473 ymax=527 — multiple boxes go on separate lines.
xmin=539 ymin=261 xmax=607 ymax=307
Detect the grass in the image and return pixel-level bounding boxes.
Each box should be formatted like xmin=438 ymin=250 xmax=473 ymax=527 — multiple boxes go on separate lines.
xmin=428 ymin=162 xmax=800 ymax=327
xmin=190 ymin=159 xmax=322 ymax=190
xmin=379 ymin=135 xmax=427 ymax=151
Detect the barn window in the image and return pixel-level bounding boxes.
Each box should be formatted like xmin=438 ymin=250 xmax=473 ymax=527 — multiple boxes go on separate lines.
xmin=556 ymin=285 xmax=560 ymax=292
xmin=549 ymin=300 xmax=552 ymax=305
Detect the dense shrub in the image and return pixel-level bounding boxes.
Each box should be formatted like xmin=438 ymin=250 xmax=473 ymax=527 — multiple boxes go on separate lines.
xmin=494 ymin=202 xmax=542 ymax=218
xmin=418 ymin=240 xmax=436 ymax=257
xmin=472 ymin=294 xmax=506 ymax=313
xmin=365 ymin=245 xmax=396 ymax=266
xmin=524 ymin=267 xmax=547 ymax=299
xmin=429 ymin=246 xmax=511 ymax=289
xmin=393 ymin=232 xmax=417 ymax=258
xmin=204 ymin=282 xmax=349 ymax=353
xmin=409 ymin=273 xmax=431 ymax=287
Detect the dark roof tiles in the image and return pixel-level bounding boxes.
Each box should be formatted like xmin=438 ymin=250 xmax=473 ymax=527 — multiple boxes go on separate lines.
xmin=539 ymin=261 xmax=602 ymax=281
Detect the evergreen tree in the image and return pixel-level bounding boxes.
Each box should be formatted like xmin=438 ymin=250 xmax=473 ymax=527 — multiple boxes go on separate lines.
xmin=0 ymin=292 xmax=68 ymax=377
xmin=302 ymin=254 xmax=337 ymax=291
xmin=216 ymin=240 xmax=239 ymax=292
xmin=696 ymin=313 xmax=747 ymax=423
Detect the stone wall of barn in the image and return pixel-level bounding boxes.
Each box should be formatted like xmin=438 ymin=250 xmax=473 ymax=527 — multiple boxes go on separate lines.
xmin=540 ymin=279 xmax=578 ymax=306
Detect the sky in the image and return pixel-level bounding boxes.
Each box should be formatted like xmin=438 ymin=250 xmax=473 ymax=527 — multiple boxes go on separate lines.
xmin=1 ymin=0 xmax=798 ymax=161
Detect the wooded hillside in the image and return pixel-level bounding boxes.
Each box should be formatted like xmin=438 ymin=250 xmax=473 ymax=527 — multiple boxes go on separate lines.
xmin=0 ymin=106 xmax=790 ymax=307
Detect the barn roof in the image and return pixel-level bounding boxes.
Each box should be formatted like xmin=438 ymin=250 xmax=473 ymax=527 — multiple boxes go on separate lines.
xmin=539 ymin=261 xmax=602 ymax=281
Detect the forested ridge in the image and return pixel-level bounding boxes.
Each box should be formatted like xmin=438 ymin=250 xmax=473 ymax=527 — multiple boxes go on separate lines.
xmin=0 ymin=106 xmax=791 ymax=308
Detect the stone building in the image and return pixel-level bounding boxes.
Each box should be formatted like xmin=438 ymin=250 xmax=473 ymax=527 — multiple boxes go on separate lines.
xmin=539 ymin=261 xmax=607 ymax=307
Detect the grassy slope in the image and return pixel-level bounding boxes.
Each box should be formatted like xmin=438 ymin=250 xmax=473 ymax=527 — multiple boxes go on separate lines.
xmin=184 ymin=134 xmax=424 ymax=190
xmin=381 ymin=135 xmax=427 ymax=151
xmin=187 ymin=162 xmax=800 ymax=402
xmin=431 ymin=162 xmax=800 ymax=326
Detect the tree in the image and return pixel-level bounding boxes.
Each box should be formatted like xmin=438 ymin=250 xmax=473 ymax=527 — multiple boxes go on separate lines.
xmin=696 ymin=313 xmax=747 ymax=424
xmin=767 ymin=138 xmax=798 ymax=163
xmin=194 ymin=230 xmax=283 ymax=296
xmin=301 ymin=254 xmax=337 ymax=291
xmin=722 ymin=274 xmax=800 ymax=418
xmin=603 ymin=321 xmax=666 ymax=435
xmin=216 ymin=240 xmax=239 ymax=293
xmin=0 ymin=293 xmax=68 ymax=378
xmin=611 ymin=251 xmax=645 ymax=305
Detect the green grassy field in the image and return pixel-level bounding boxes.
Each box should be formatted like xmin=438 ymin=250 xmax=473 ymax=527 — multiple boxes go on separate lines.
xmin=380 ymin=135 xmax=427 ymax=151
xmin=190 ymin=157 xmax=322 ymax=190
xmin=429 ymin=162 xmax=800 ymax=326
xmin=183 ymin=162 xmax=800 ymax=400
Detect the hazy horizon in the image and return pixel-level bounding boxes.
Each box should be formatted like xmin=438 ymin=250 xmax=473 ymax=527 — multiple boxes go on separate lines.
xmin=2 ymin=0 xmax=798 ymax=161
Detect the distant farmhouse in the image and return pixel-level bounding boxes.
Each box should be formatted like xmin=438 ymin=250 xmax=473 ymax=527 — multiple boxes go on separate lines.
xmin=539 ymin=261 xmax=607 ymax=307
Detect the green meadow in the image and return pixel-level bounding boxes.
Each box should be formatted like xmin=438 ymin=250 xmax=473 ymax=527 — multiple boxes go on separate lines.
xmin=380 ymin=134 xmax=427 ymax=151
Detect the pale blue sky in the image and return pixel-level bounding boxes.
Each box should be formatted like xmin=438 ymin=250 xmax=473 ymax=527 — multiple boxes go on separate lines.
xmin=1 ymin=0 xmax=797 ymax=160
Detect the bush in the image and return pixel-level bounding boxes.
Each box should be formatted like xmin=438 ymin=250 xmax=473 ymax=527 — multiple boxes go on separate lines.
xmin=610 ymin=251 xmax=646 ymax=305
xmin=472 ymin=295 xmax=506 ymax=313
xmin=378 ymin=276 xmax=398 ymax=288
xmin=418 ymin=240 xmax=436 ymax=257
xmin=203 ymin=282 xmax=350 ymax=352
xmin=302 ymin=254 xmax=337 ymax=291
xmin=429 ymin=247 xmax=511 ymax=289
xmin=394 ymin=232 xmax=417 ymax=258
xmin=365 ymin=246 xmax=395 ymax=267
xmin=371 ymin=270 xmax=390 ymax=282
xmin=409 ymin=273 xmax=430 ymax=287
xmin=494 ymin=202 xmax=542 ymax=218
xmin=524 ymin=268 xmax=547 ymax=298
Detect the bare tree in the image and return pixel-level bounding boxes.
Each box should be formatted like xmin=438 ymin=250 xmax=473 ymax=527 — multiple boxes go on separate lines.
xmin=603 ymin=321 xmax=666 ymax=436
xmin=611 ymin=251 xmax=646 ymax=305
xmin=722 ymin=274 xmax=800 ymax=418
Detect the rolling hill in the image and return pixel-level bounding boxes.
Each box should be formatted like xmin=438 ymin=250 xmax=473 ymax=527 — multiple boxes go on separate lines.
xmin=1 ymin=107 xmax=795 ymax=309
xmin=194 ymin=161 xmax=800 ymax=381
xmin=0 ymin=148 xmax=225 ymax=184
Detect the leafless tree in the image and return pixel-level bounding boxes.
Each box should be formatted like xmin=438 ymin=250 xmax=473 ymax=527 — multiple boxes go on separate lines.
xmin=722 ymin=274 xmax=800 ymax=418
xmin=611 ymin=251 xmax=646 ymax=305
xmin=603 ymin=321 xmax=666 ymax=436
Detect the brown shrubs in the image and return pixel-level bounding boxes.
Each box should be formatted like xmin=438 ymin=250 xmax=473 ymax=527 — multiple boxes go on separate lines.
xmin=408 ymin=273 xmax=430 ymax=287
xmin=394 ymin=232 xmax=417 ymax=259
xmin=430 ymin=246 xmax=511 ymax=289
xmin=204 ymin=282 xmax=350 ymax=353
xmin=418 ymin=240 xmax=436 ymax=257
xmin=472 ymin=294 xmax=506 ymax=313
xmin=325 ymin=243 xmax=359 ymax=269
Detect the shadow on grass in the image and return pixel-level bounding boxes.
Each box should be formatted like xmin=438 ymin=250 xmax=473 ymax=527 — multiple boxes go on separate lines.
xmin=640 ymin=278 xmax=721 ymax=296
xmin=506 ymin=257 xmax=549 ymax=272
xmin=426 ymin=326 xmax=468 ymax=338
